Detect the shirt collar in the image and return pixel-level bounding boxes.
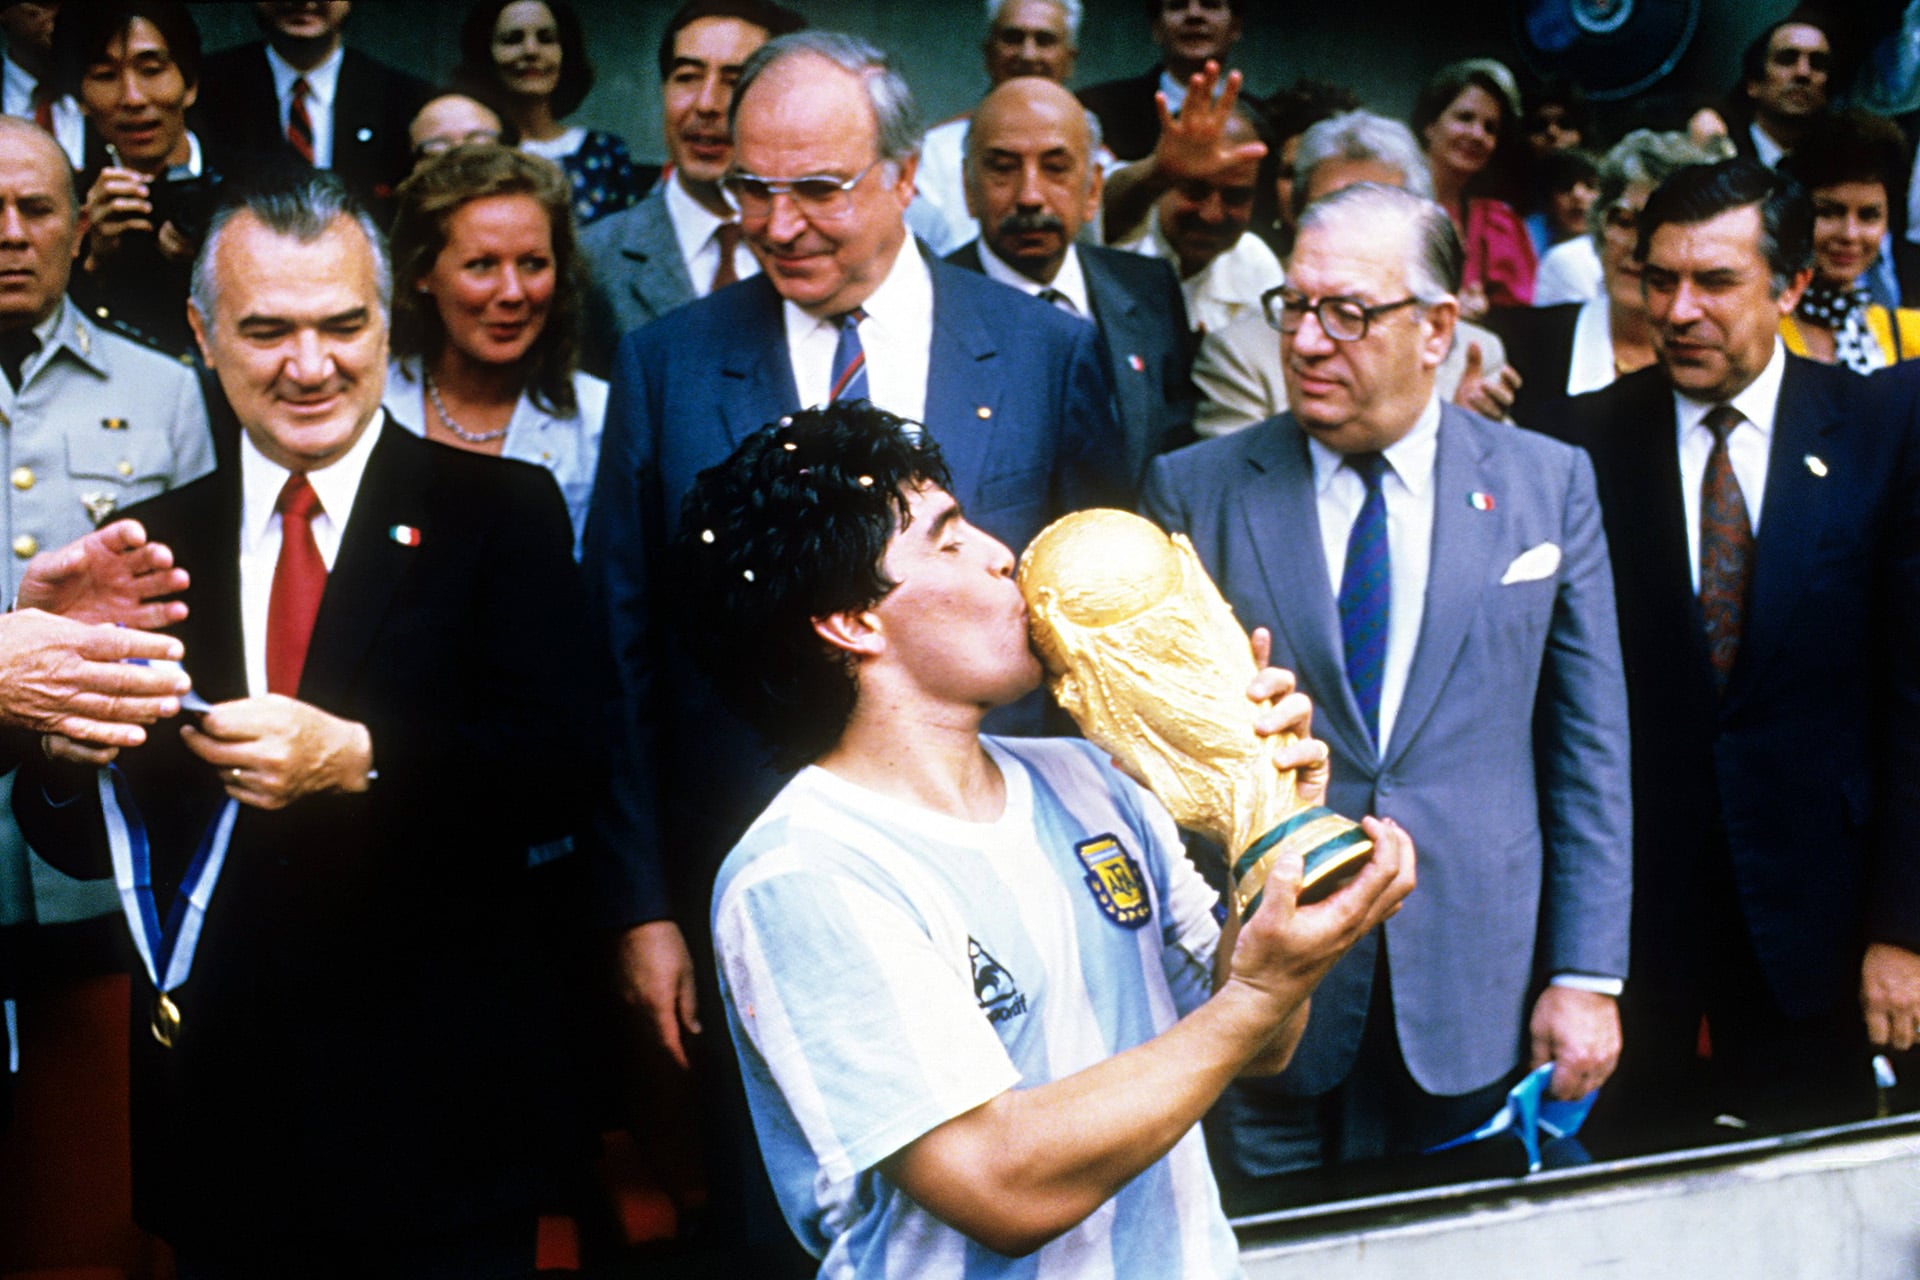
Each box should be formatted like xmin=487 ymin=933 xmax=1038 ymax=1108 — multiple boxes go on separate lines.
xmin=781 ymin=233 xmax=931 ymax=338
xmin=241 ymin=406 xmax=385 ymax=547
xmin=266 ymin=43 xmax=343 ymax=107
xmin=1158 ymin=68 xmax=1187 ymax=117
xmin=975 ymin=238 xmax=1091 ymax=317
xmin=2 ymin=55 xmax=31 ymax=113
xmin=1672 ymin=336 xmax=1786 ymax=441
xmin=665 ymin=172 xmax=737 ymax=267
xmin=1306 ymin=393 xmax=1442 ymax=497
xmin=39 ymin=296 xmax=104 ymax=375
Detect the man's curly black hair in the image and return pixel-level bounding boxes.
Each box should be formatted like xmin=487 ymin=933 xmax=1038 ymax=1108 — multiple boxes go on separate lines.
xmin=672 ymin=402 xmax=953 ymax=770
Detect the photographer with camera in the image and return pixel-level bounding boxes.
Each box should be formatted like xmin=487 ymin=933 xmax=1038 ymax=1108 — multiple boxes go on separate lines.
xmin=54 ymin=0 xmax=219 ymax=358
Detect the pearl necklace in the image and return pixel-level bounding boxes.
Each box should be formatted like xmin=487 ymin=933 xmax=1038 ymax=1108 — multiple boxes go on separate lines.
xmin=426 ymin=372 xmax=510 ymax=444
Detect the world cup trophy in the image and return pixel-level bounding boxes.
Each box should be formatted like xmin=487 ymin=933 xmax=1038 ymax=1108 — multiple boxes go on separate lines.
xmin=1018 ymin=509 xmax=1372 ymax=919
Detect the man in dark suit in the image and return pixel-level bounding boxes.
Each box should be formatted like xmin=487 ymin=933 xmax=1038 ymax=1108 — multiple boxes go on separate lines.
xmin=194 ymin=2 xmax=430 ymax=221
xmin=1076 ymin=0 xmax=1244 ymax=162
xmin=583 ymin=30 xmax=1120 ymax=1270
xmin=13 ymin=172 xmax=604 ymax=1275
xmin=1144 ymin=182 xmax=1631 ymax=1176
xmin=1555 ymin=159 xmax=1920 ymax=1144
xmin=579 ymin=0 xmax=804 ymax=376
xmin=948 ymin=75 xmax=1194 ymax=488
xmin=1726 ymin=11 xmax=1833 ymax=171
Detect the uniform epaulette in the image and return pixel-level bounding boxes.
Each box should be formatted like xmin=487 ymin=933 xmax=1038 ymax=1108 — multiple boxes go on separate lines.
xmin=82 ymin=304 xmax=193 ymax=362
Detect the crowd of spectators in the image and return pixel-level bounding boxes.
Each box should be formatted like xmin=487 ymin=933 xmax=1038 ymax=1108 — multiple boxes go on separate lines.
xmin=2 ymin=0 xmax=1920 ymax=1277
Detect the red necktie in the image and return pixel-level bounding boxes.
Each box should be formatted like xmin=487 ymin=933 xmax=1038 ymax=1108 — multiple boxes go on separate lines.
xmin=1697 ymin=404 xmax=1752 ymax=695
xmin=267 ymin=473 xmax=326 ymax=696
xmin=31 ymin=93 xmax=51 ymax=135
xmin=287 ymin=77 xmax=315 ymax=164
xmin=711 ymin=221 xmax=741 ymax=292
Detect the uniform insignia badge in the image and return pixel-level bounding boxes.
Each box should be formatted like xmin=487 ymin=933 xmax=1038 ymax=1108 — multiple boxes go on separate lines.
xmin=1075 ymin=834 xmax=1151 ymax=929
xmin=80 ymin=491 xmax=118 ymax=524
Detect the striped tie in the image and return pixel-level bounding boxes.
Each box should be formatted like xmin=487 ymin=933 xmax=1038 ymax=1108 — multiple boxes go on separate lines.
xmin=828 ymin=308 xmax=869 ymax=402
xmin=287 ymin=76 xmax=315 ymax=164
xmin=1338 ymin=451 xmax=1390 ymax=751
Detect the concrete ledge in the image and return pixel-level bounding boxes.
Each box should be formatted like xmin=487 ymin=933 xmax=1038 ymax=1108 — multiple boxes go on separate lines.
xmin=1236 ymin=1118 xmax=1920 ymax=1278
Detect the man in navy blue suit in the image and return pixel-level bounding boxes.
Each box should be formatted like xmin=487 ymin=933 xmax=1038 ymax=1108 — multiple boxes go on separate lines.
xmin=582 ymin=29 xmax=1121 ymax=1268
xmin=1556 ymin=160 xmax=1920 ymax=1144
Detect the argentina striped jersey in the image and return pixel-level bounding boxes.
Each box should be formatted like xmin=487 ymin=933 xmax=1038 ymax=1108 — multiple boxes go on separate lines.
xmin=712 ymin=735 xmax=1243 ymax=1279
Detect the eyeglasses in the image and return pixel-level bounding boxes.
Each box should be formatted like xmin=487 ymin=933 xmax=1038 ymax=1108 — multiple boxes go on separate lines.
xmin=1263 ymin=287 xmax=1419 ymax=341
xmin=413 ymin=130 xmax=502 ymax=159
xmin=723 ymin=160 xmax=883 ymax=219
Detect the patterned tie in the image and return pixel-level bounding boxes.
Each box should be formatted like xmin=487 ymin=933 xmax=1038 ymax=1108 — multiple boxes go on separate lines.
xmin=266 ymin=473 xmax=326 ymax=696
xmin=828 ymin=307 xmax=869 ymax=402
xmin=710 ymin=221 xmax=742 ymax=292
xmin=1036 ymin=286 xmax=1077 ymax=317
xmin=287 ymin=76 xmax=315 ymax=164
xmin=1698 ymin=405 xmax=1752 ymax=695
xmin=1338 ymin=452 xmax=1390 ymax=751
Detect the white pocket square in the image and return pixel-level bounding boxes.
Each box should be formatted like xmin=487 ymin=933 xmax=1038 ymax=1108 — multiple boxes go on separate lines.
xmin=1500 ymin=542 xmax=1561 ymax=585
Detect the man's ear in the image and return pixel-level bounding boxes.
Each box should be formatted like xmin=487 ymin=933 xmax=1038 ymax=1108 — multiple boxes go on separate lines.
xmin=813 ymin=608 xmax=884 ymax=658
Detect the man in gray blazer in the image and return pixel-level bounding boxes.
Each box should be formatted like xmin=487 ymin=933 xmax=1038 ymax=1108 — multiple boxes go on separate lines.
xmin=1142 ymin=182 xmax=1631 ymax=1176
xmin=947 ymin=75 xmax=1194 ymax=489
xmin=578 ymin=0 xmax=803 ymax=375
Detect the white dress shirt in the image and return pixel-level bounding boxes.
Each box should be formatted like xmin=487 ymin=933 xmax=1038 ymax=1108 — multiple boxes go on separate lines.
xmin=1748 ymin=121 xmax=1785 ymax=171
xmin=1116 ymin=207 xmax=1283 ymax=334
xmin=2 ymin=55 xmax=82 ymax=168
xmin=665 ymin=174 xmax=759 ymax=297
xmin=1566 ymin=295 xmax=1619 ymax=398
xmin=1675 ymin=338 xmax=1785 ymax=593
xmin=1306 ymin=394 xmax=1440 ymax=757
xmin=266 ymin=44 xmax=343 ymax=169
xmin=237 ymin=412 xmax=383 ymax=697
xmin=784 ymin=239 xmax=933 ymax=421
xmin=976 ymin=237 xmax=1093 ymax=320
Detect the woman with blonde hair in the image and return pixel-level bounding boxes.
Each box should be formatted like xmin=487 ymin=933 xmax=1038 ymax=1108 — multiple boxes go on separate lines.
xmin=387 ymin=143 xmax=605 ymax=555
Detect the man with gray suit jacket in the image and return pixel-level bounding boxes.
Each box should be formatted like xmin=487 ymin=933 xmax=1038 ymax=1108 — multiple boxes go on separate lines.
xmin=948 ymin=75 xmax=1194 ymax=488
xmin=578 ymin=0 xmax=803 ymax=375
xmin=1143 ymin=182 xmax=1631 ymax=1176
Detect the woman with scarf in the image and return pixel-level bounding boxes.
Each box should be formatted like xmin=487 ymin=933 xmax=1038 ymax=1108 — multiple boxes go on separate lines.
xmin=1778 ymin=111 xmax=1920 ymax=371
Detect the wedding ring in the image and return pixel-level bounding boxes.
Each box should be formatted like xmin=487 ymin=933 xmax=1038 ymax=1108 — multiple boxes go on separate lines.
xmin=228 ymin=767 xmax=242 ymax=780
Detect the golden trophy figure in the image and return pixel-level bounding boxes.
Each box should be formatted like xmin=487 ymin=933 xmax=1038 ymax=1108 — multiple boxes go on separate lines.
xmin=1018 ymin=508 xmax=1371 ymax=919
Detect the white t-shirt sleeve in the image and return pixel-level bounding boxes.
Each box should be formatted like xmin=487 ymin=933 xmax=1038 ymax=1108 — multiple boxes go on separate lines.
xmin=716 ymin=858 xmax=1023 ymax=1184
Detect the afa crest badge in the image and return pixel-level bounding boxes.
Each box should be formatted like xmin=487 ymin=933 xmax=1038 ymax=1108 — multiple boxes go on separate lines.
xmin=1076 ymin=835 xmax=1151 ymax=929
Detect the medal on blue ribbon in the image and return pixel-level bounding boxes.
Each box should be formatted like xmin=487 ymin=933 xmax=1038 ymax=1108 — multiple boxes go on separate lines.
xmin=100 ymin=661 xmax=234 ymax=1048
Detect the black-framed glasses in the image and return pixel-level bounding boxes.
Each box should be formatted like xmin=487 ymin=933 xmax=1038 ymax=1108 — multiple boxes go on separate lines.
xmin=722 ymin=160 xmax=883 ymax=219
xmin=1263 ymin=286 xmax=1419 ymax=341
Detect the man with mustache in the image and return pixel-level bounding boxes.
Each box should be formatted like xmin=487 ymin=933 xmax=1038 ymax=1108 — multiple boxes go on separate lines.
xmin=949 ymin=75 xmax=1195 ymax=488
xmin=1111 ymin=95 xmax=1282 ymax=336
xmin=913 ymin=0 xmax=1103 ymax=255
xmin=578 ymin=0 xmax=804 ymax=376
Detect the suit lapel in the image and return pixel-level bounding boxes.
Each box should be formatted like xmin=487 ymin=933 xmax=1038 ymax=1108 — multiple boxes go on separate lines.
xmin=1731 ymin=358 xmax=1842 ymax=699
xmin=1081 ymin=254 xmax=1153 ymax=478
xmin=1602 ymin=371 xmax=1713 ymax=679
xmin=716 ymin=280 xmax=799 ymax=447
xmin=296 ymin=425 xmax=421 ymax=705
xmin=1384 ymin=406 xmax=1501 ymax=767
xmin=1237 ymin=419 xmax=1373 ymax=771
xmin=181 ymin=468 xmax=248 ymax=704
xmin=923 ymin=255 xmax=998 ymax=495
xmin=628 ymin=195 xmax=695 ymax=318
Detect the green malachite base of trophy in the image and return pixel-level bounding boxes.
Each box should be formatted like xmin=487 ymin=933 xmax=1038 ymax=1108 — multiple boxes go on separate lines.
xmin=1231 ymin=805 xmax=1374 ymax=918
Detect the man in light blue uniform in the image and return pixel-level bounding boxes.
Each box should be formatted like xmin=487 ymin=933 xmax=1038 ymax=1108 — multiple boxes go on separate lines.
xmin=679 ymin=402 xmax=1414 ymax=1276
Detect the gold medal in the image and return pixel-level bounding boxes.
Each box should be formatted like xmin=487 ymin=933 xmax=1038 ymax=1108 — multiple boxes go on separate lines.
xmin=152 ymin=991 xmax=181 ymax=1047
